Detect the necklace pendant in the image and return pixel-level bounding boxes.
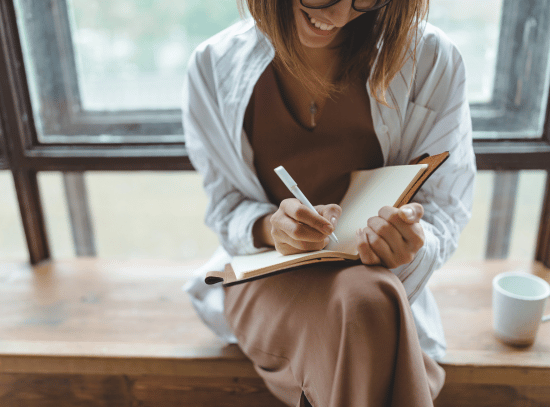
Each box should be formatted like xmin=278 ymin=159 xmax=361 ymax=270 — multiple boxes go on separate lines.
xmin=309 ymin=101 xmax=317 ymax=128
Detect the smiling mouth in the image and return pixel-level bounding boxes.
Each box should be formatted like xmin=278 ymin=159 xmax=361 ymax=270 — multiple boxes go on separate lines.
xmin=301 ymin=10 xmax=337 ymax=35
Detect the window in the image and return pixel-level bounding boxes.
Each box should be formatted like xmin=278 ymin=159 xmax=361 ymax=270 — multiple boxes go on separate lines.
xmin=13 ymin=0 xmax=241 ymax=145
xmin=431 ymin=0 xmax=550 ymax=139
xmin=1 ymin=0 xmax=549 ymax=265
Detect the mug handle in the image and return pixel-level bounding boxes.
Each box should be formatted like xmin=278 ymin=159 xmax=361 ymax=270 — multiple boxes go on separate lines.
xmin=543 ymin=314 xmax=550 ymax=323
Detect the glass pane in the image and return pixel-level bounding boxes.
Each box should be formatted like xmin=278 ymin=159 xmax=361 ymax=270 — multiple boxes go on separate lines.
xmin=0 ymin=172 xmax=28 ymax=260
xmin=450 ymin=171 xmax=493 ymax=261
xmin=68 ymin=0 xmax=241 ymax=111
xmin=450 ymin=170 xmax=547 ymax=262
xmin=509 ymin=170 xmax=546 ymax=259
xmin=87 ymin=172 xmax=218 ymax=261
xmin=38 ymin=173 xmax=75 ymax=258
xmin=429 ymin=0 xmax=503 ymax=104
xmin=431 ymin=0 xmax=550 ymax=139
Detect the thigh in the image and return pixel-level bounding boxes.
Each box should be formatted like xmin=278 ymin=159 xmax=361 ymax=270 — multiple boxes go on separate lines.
xmin=224 ymin=264 xmax=443 ymax=407
xmin=223 ymin=261 xmax=400 ymax=371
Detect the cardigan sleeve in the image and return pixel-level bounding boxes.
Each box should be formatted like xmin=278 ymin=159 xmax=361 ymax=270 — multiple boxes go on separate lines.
xmin=390 ymin=30 xmax=476 ymax=303
xmin=183 ymin=46 xmax=277 ymax=256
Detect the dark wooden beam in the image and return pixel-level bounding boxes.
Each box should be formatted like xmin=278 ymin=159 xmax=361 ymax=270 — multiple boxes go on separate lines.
xmin=536 ymin=171 xmax=550 ymax=268
xmin=18 ymin=145 xmax=194 ymax=172
xmin=11 ymin=170 xmax=50 ymax=264
xmin=475 ymin=140 xmax=550 ymax=171
xmin=0 ymin=0 xmax=50 ymax=264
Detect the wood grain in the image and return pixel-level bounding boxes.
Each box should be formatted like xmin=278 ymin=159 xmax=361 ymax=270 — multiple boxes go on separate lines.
xmin=0 ymin=373 xmax=287 ymax=407
xmin=1 ymin=258 xmax=549 ymax=406
xmin=429 ymin=260 xmax=550 ymax=373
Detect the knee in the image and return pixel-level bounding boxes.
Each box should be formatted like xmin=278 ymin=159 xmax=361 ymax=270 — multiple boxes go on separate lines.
xmin=327 ymin=266 xmax=405 ymax=332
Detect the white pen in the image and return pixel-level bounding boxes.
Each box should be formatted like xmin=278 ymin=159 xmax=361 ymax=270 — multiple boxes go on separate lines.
xmin=274 ymin=165 xmax=338 ymax=243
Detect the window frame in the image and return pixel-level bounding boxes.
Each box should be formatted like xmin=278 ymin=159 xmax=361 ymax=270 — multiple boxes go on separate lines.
xmin=14 ymin=0 xmax=550 ymax=144
xmin=16 ymin=0 xmax=184 ymax=144
xmin=8 ymin=0 xmax=550 ymax=161
xmin=0 ymin=0 xmax=192 ymax=171
xmin=471 ymin=0 xmax=550 ymax=137
xmin=1 ymin=0 xmax=550 ymax=265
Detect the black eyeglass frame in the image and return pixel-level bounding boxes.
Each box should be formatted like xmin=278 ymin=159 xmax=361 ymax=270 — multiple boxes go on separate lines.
xmin=299 ymin=0 xmax=392 ymax=12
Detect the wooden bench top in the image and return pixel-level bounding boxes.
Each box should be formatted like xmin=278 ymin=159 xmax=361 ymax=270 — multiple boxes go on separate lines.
xmin=0 ymin=258 xmax=549 ymax=382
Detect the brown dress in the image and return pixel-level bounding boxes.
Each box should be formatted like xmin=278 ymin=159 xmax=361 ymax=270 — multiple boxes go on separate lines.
xmin=223 ymin=63 xmax=445 ymax=407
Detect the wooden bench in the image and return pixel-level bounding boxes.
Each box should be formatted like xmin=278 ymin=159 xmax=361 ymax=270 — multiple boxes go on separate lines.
xmin=0 ymin=259 xmax=549 ymax=406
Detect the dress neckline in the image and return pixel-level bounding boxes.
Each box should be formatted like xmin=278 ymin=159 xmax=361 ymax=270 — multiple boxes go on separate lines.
xmin=267 ymin=63 xmax=333 ymax=132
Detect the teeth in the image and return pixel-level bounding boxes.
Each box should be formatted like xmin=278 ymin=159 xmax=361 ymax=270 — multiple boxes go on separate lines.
xmin=309 ymin=15 xmax=335 ymax=31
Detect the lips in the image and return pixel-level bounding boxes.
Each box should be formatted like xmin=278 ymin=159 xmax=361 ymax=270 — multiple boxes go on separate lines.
xmin=300 ymin=9 xmax=337 ymax=37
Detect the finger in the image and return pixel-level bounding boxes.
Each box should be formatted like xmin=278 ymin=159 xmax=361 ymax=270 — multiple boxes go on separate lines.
xmin=281 ymin=199 xmax=335 ymax=236
xmin=275 ymin=237 xmax=329 ymax=255
xmin=355 ymin=228 xmax=382 ymax=265
xmin=367 ymin=216 xmax=407 ymax=254
xmin=363 ymin=226 xmax=402 ymax=268
xmin=397 ymin=203 xmax=424 ymax=224
xmin=316 ymin=204 xmax=342 ymax=228
xmin=377 ymin=206 xmax=425 ymax=249
xmin=274 ymin=213 xmax=328 ymax=243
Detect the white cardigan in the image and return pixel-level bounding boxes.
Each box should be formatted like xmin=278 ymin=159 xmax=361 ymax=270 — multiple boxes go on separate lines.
xmin=182 ymin=19 xmax=476 ymax=361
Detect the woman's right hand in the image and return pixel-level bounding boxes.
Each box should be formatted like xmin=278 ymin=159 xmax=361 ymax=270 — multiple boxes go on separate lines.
xmin=269 ymin=198 xmax=341 ymax=255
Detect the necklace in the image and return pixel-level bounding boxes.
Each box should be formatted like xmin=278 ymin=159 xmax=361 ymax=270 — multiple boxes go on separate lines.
xmin=308 ymin=101 xmax=319 ymax=128
xmin=306 ymin=59 xmax=338 ymax=128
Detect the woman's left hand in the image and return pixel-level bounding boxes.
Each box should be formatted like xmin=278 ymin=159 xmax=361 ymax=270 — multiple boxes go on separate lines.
xmin=355 ymin=203 xmax=425 ymax=269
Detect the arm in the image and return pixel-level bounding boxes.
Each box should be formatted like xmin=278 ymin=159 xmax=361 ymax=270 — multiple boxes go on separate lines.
xmin=183 ymin=46 xmax=278 ymax=256
xmin=358 ymin=33 xmax=476 ymax=303
xmin=185 ymin=43 xmax=341 ymax=255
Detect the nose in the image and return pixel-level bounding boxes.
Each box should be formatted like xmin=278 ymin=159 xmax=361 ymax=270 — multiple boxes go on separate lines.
xmin=320 ymin=0 xmax=356 ymax=27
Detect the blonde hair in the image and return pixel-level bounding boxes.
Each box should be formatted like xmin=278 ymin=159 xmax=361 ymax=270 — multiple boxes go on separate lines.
xmin=239 ymin=0 xmax=429 ymax=105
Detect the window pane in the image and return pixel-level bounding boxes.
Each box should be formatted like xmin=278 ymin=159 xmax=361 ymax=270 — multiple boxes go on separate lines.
xmin=86 ymin=172 xmax=218 ymax=261
xmin=509 ymin=171 xmax=546 ymax=259
xmin=0 ymin=172 xmax=28 ymax=260
xmin=450 ymin=170 xmax=547 ymax=262
xmin=431 ymin=0 xmax=550 ymax=139
xmin=68 ymin=0 xmax=241 ymax=111
xmin=38 ymin=173 xmax=76 ymax=258
xmin=450 ymin=171 xmax=493 ymax=261
xmin=429 ymin=0 xmax=503 ymax=104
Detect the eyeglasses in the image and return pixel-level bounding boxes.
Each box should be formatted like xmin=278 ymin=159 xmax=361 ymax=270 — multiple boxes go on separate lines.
xmin=300 ymin=0 xmax=392 ymax=13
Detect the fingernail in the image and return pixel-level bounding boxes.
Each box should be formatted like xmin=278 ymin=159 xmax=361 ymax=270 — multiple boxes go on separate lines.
xmin=401 ymin=207 xmax=414 ymax=220
xmin=331 ymin=216 xmax=338 ymax=227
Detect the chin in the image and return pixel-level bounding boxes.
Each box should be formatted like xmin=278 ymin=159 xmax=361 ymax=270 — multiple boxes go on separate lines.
xmin=294 ymin=10 xmax=340 ymax=49
xmin=299 ymin=35 xmax=334 ymax=49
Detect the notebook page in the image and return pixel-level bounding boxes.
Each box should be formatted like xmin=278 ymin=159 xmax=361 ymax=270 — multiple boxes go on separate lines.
xmin=326 ymin=164 xmax=428 ymax=254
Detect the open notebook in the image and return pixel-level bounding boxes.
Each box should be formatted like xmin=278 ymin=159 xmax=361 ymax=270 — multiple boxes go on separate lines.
xmin=205 ymin=152 xmax=449 ymax=286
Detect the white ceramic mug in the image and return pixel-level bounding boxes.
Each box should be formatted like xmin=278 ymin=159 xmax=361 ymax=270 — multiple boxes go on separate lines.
xmin=492 ymin=271 xmax=550 ymax=346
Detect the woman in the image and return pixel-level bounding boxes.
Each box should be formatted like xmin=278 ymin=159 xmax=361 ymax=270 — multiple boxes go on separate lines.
xmin=183 ymin=0 xmax=476 ymax=405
